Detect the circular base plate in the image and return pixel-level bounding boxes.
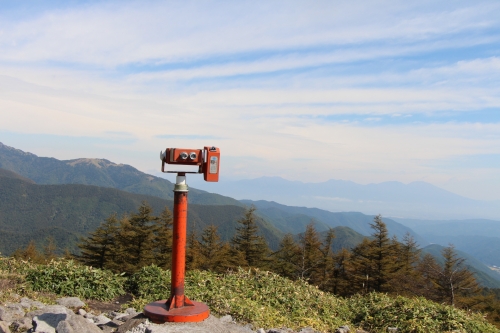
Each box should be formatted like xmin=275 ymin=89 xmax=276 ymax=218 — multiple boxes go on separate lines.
xmin=143 ymin=300 xmax=210 ymax=323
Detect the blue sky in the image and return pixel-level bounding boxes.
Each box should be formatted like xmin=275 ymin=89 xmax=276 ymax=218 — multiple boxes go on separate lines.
xmin=1 ymin=0 xmax=499 ymax=200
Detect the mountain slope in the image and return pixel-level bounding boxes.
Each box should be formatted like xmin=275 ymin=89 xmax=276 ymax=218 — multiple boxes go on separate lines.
xmin=0 ymin=142 xmax=240 ymax=206
xmin=242 ymin=199 xmax=426 ymax=245
xmin=422 ymin=244 xmax=500 ymax=289
xmin=190 ymin=176 xmax=500 ymax=220
xmin=393 ymin=217 xmax=500 ymax=267
xmin=0 ymin=171 xmax=283 ymax=255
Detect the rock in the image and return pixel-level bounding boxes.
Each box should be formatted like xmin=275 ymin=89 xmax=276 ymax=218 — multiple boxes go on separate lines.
xmin=11 ymin=317 xmax=32 ymax=332
xmin=27 ymin=305 xmax=72 ymax=320
xmin=55 ymin=314 xmax=102 ymax=333
xmin=20 ymin=298 xmax=32 ymax=309
xmin=84 ymin=311 xmax=95 ymax=319
xmin=0 ymin=321 xmax=11 ymax=333
xmin=0 ymin=304 xmax=24 ymax=322
xmin=99 ymin=319 xmax=122 ymax=333
xmin=219 ymin=315 xmax=233 ymax=323
xmin=32 ymin=313 xmax=68 ymax=333
xmin=77 ymin=308 xmax=87 ymax=316
xmin=93 ymin=314 xmax=111 ymax=325
xmin=298 ymin=328 xmax=319 ymax=333
xmin=112 ymin=312 xmax=130 ymax=322
xmin=256 ymin=329 xmax=266 ymax=333
xmin=56 ymin=297 xmax=85 ymax=309
xmin=18 ymin=298 xmax=45 ymax=310
xmin=335 ymin=326 xmax=350 ymax=333
xmin=29 ymin=305 xmax=73 ymax=333
xmin=116 ymin=314 xmax=148 ymax=333
xmin=126 ymin=308 xmax=139 ymax=315
xmin=387 ymin=328 xmax=398 ymax=332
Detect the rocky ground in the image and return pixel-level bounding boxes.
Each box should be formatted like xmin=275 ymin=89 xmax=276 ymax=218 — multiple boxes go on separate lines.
xmin=0 ymin=295 xmax=369 ymax=333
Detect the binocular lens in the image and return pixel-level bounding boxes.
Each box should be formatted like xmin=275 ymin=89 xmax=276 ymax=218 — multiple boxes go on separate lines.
xmin=189 ymin=152 xmax=197 ymax=160
xmin=180 ymin=152 xmax=188 ymax=159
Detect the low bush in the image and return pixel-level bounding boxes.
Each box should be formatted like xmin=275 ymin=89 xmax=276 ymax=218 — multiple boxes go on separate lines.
xmin=9 ymin=259 xmax=500 ymax=332
xmin=127 ymin=266 xmax=499 ymax=333
xmin=25 ymin=260 xmax=125 ymax=301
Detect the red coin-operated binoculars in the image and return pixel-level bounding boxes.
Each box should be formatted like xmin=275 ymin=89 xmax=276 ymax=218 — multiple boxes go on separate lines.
xmin=143 ymin=146 xmax=220 ymax=323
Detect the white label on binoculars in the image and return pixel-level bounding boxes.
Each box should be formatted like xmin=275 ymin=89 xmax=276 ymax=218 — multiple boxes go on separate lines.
xmin=210 ymin=157 xmax=218 ymax=174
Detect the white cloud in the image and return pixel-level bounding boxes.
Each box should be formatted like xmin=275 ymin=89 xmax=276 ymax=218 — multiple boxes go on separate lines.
xmin=0 ymin=1 xmax=498 ymax=65
xmin=1 ymin=1 xmax=500 ymax=201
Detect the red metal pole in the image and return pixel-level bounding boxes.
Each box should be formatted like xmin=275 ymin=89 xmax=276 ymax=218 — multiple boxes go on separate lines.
xmin=169 ymin=189 xmax=188 ymax=308
xmin=143 ymin=173 xmax=209 ymax=323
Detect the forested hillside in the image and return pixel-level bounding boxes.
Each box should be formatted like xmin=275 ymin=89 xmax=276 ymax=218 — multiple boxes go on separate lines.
xmin=244 ymin=199 xmax=426 ymax=244
xmin=0 ymin=142 xmax=240 ymax=206
xmin=0 ymin=171 xmax=282 ymax=255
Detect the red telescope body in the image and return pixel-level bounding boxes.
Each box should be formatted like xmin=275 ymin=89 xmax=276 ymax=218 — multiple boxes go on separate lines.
xmin=161 ymin=146 xmax=220 ymax=182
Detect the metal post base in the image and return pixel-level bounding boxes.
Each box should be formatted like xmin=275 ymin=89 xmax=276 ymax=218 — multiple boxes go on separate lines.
xmin=143 ymin=299 xmax=210 ymax=323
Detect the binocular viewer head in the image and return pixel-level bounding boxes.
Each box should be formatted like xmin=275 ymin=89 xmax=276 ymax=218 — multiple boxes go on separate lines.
xmin=160 ymin=146 xmax=220 ymax=182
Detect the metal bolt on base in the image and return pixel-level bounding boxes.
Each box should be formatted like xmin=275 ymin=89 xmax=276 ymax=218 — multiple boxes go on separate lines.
xmin=144 ymin=173 xmax=210 ymax=323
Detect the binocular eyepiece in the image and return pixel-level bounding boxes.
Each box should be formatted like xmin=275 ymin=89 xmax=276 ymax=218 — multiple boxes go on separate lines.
xmin=178 ymin=152 xmax=197 ymax=160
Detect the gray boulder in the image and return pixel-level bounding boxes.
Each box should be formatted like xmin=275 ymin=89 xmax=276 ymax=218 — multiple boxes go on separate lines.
xmin=0 ymin=321 xmax=11 ymax=333
xmin=56 ymin=297 xmax=85 ymax=309
xmin=0 ymin=304 xmax=25 ymax=323
xmin=335 ymin=326 xmax=350 ymax=333
xmin=55 ymin=314 xmax=102 ymax=333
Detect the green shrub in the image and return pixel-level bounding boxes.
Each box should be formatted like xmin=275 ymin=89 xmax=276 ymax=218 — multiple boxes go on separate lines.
xmin=25 ymin=260 xmax=125 ymax=301
xmin=17 ymin=261 xmax=500 ymax=332
xmin=128 ymin=264 xmax=171 ymax=300
xmin=348 ymin=292 xmax=498 ymax=333
xmin=126 ymin=266 xmax=499 ymax=333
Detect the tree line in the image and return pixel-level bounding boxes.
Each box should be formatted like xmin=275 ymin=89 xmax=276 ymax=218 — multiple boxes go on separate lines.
xmin=12 ymin=201 xmax=500 ymax=325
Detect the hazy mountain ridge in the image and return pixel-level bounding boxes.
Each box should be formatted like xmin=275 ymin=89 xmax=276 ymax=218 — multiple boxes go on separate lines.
xmin=242 ymin=199 xmax=427 ymax=245
xmin=190 ymin=176 xmax=500 ymax=220
xmin=393 ymin=217 xmax=500 ymax=267
xmin=0 ymin=142 xmax=242 ymax=207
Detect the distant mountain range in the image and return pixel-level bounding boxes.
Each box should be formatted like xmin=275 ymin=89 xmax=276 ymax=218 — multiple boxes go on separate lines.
xmin=394 ymin=217 xmax=500 ymax=267
xmin=1 ymin=142 xmax=500 ymax=288
xmin=241 ymin=199 xmax=427 ymax=246
xmin=189 ymin=176 xmax=500 ymax=220
xmin=0 ymin=142 xmax=240 ymax=206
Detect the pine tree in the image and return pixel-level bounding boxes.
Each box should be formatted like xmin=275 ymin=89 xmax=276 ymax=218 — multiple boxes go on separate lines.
xmin=231 ymin=207 xmax=270 ymax=268
xmin=12 ymin=240 xmax=44 ymax=263
xmin=153 ymin=206 xmax=173 ymax=270
xmin=390 ymin=233 xmax=422 ymax=295
xmin=199 ymin=225 xmax=233 ymax=273
xmin=368 ymin=215 xmax=396 ymax=292
xmin=329 ymin=248 xmax=354 ymax=296
xmin=43 ymin=236 xmax=57 ymax=262
xmin=78 ymin=214 xmax=120 ymax=269
xmin=351 ymin=215 xmax=396 ymax=293
xmin=272 ymin=233 xmax=300 ymax=279
xmin=313 ymin=228 xmax=336 ymax=288
xmin=117 ymin=202 xmax=159 ymax=273
xmin=351 ymin=237 xmax=375 ymax=294
xmin=415 ymin=253 xmax=441 ymax=300
xmin=186 ymin=230 xmax=203 ymax=270
xmin=297 ymin=222 xmax=323 ymax=280
xmin=436 ymin=245 xmax=480 ymax=307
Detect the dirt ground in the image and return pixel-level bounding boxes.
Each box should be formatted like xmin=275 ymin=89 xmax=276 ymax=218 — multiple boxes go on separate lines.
xmin=85 ymin=293 xmax=134 ymax=313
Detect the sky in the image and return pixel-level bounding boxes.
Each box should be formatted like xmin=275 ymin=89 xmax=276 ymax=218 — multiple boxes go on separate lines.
xmin=0 ymin=1 xmax=499 ymax=201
